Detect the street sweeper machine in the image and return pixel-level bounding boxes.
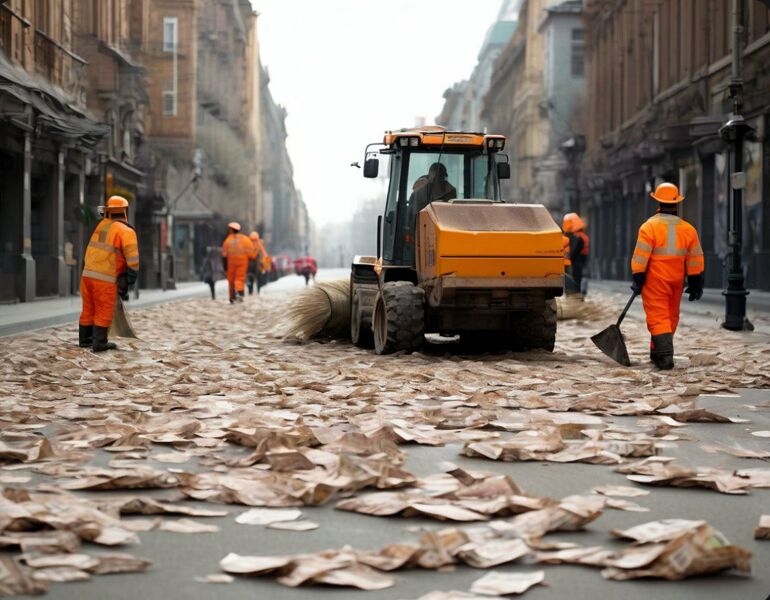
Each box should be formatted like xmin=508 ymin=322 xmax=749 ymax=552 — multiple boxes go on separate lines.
xmin=350 ymin=126 xmax=565 ymax=354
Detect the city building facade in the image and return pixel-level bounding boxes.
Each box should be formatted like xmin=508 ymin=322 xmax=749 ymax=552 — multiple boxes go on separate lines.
xmin=581 ymin=0 xmax=770 ymax=290
xmin=0 ymin=0 xmax=110 ymax=302
xmin=483 ymin=0 xmax=586 ymax=210
xmin=437 ymin=0 xmax=520 ymax=133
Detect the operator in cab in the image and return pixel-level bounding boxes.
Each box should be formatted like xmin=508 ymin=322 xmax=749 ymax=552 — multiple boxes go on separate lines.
xmin=413 ymin=162 xmax=457 ymax=212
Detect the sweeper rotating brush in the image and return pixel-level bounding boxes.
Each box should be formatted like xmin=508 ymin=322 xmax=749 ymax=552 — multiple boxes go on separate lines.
xmin=274 ymin=279 xmax=351 ymax=341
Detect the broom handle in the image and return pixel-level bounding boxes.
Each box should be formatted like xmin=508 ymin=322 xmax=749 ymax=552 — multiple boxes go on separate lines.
xmin=616 ymin=292 xmax=639 ymax=327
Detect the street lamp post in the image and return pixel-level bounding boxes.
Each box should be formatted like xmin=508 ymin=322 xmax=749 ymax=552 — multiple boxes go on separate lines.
xmin=719 ymin=0 xmax=755 ymax=331
xmin=560 ymin=135 xmax=586 ymax=215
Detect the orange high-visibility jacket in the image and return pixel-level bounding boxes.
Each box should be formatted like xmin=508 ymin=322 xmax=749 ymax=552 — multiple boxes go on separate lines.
xmin=251 ymin=237 xmax=267 ymax=262
xmin=631 ymin=213 xmax=704 ymax=279
xmin=574 ymin=230 xmax=589 ymax=257
xmin=562 ymin=235 xmax=572 ymax=267
xmin=82 ymin=218 xmax=139 ymax=283
xmin=222 ymin=233 xmax=256 ymax=262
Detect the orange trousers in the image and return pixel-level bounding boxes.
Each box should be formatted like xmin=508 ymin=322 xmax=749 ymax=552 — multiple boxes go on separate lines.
xmin=641 ymin=273 xmax=684 ymax=337
xmin=227 ymin=257 xmax=248 ymax=298
xmin=79 ymin=276 xmax=117 ymax=328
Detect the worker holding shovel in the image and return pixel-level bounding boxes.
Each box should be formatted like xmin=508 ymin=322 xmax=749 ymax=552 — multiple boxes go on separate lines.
xmin=630 ymin=182 xmax=704 ymax=370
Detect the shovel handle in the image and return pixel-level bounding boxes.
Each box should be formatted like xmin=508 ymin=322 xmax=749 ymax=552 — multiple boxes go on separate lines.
xmin=616 ymin=292 xmax=639 ymax=327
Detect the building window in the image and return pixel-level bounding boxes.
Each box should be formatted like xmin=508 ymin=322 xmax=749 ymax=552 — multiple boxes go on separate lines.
xmin=571 ymin=28 xmax=585 ymax=78
xmin=163 ymin=88 xmax=177 ymax=116
xmin=163 ymin=17 xmax=178 ymax=52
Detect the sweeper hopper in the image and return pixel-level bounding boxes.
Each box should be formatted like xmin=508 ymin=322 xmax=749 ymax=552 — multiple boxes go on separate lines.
xmin=350 ymin=126 xmax=564 ymax=354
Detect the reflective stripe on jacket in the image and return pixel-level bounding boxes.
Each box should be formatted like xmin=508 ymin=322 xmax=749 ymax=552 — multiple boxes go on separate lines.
xmin=222 ymin=233 xmax=257 ymax=261
xmin=631 ymin=213 xmax=704 ymax=278
xmin=82 ymin=218 xmax=139 ymax=283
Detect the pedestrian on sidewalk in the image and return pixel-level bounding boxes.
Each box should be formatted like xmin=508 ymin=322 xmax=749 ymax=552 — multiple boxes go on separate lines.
xmin=78 ymin=196 xmax=139 ymax=352
xmin=631 ymin=183 xmax=704 ymax=370
xmin=200 ymin=246 xmax=225 ymax=300
xmin=222 ymin=222 xmax=256 ymax=303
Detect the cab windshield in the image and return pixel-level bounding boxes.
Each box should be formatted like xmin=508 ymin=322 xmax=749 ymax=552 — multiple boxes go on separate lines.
xmin=383 ymin=149 xmax=501 ymax=266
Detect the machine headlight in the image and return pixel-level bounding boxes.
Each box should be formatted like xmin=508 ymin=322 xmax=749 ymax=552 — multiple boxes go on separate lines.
xmin=409 ymin=137 xmax=419 ymax=147
xmin=399 ymin=137 xmax=409 ymax=147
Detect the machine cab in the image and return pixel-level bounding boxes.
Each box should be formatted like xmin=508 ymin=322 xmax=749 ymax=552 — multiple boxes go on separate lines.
xmin=362 ymin=127 xmax=510 ymax=268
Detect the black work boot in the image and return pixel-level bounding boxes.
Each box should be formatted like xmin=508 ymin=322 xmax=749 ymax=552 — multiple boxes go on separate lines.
xmin=79 ymin=324 xmax=94 ymax=348
xmin=92 ymin=326 xmax=117 ymax=353
xmin=650 ymin=333 xmax=674 ymax=370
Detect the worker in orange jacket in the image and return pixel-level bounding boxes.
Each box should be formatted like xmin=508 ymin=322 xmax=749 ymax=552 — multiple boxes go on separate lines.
xmin=79 ymin=196 xmax=139 ymax=352
xmin=631 ymin=183 xmax=704 ymax=370
xmin=564 ymin=212 xmax=589 ymax=294
xmin=222 ymin=222 xmax=256 ymax=303
xmin=247 ymin=231 xmax=267 ymax=295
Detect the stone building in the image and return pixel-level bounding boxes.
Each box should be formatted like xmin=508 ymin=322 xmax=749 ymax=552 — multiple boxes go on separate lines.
xmin=581 ymin=0 xmax=770 ymax=290
xmin=259 ymin=65 xmax=310 ymax=256
xmin=0 ymin=0 xmax=109 ymax=302
xmin=72 ymin=0 xmax=149 ymax=265
xmin=483 ymin=0 xmax=586 ymax=209
xmin=136 ymin=0 xmax=264 ymax=285
xmin=437 ymin=0 xmax=520 ymax=133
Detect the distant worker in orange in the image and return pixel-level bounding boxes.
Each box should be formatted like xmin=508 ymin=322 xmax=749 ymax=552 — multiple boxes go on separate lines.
xmin=222 ymin=222 xmax=256 ymax=303
xmin=247 ymin=231 xmax=267 ymax=295
xmin=79 ymin=196 xmax=139 ymax=352
xmin=631 ymin=183 xmax=704 ymax=370
xmin=564 ymin=212 xmax=589 ymax=293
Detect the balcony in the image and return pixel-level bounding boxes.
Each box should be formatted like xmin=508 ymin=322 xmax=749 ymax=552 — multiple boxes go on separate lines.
xmin=33 ymin=28 xmax=88 ymax=104
xmin=0 ymin=7 xmax=12 ymax=58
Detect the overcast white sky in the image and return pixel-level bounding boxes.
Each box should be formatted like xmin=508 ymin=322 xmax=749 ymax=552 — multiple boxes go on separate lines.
xmin=252 ymin=0 xmax=503 ymax=227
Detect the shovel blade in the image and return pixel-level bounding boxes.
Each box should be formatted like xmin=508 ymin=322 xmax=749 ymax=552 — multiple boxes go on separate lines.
xmin=591 ymin=324 xmax=630 ymax=366
xmin=109 ymin=298 xmax=138 ymax=339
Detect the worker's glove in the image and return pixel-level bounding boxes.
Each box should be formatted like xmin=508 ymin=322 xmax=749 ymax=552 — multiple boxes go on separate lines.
xmin=125 ymin=267 xmax=138 ymax=288
xmin=222 ymin=257 xmax=228 ymax=271
xmin=630 ymin=272 xmax=646 ymax=294
xmin=685 ymin=273 xmax=704 ymax=301
xmin=116 ymin=273 xmax=129 ymax=301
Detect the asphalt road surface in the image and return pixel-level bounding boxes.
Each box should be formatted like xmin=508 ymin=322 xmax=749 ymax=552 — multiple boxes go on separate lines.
xmin=2 ymin=270 xmax=769 ymax=600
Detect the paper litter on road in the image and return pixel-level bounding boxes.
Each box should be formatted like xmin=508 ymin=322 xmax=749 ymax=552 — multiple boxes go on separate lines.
xmin=158 ymin=518 xmax=220 ymax=534
xmin=469 ymin=570 xmax=545 ymax=596
xmin=754 ymin=515 xmax=770 ymax=540
xmin=235 ymin=508 xmax=303 ymax=526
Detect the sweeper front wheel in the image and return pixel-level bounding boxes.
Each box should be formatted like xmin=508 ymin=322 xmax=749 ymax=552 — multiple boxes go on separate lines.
xmin=372 ymin=281 xmax=425 ymax=355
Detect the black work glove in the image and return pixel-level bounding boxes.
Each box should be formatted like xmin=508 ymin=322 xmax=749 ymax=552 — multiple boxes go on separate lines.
xmin=125 ymin=267 xmax=138 ymax=288
xmin=685 ymin=273 xmax=704 ymax=301
xmin=116 ymin=272 xmax=129 ymax=301
xmin=222 ymin=257 xmax=228 ymax=272
xmin=631 ymin=272 xmax=646 ymax=294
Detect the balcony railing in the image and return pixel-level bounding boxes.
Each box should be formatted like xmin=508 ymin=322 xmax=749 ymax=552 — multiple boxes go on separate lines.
xmin=33 ymin=29 xmax=88 ymax=103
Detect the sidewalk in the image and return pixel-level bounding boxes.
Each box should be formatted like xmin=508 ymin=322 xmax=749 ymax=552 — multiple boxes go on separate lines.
xmin=0 ymin=281 xmax=229 ymax=338
xmin=589 ymin=279 xmax=770 ymax=315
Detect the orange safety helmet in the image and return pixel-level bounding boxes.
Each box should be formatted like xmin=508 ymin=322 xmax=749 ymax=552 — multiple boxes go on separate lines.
xmin=106 ymin=196 xmax=128 ymax=210
xmin=249 ymin=231 xmax=260 ymax=241
xmin=563 ymin=212 xmax=585 ymax=233
xmin=650 ymin=182 xmax=684 ymax=204
xmin=228 ymin=221 xmax=241 ymax=232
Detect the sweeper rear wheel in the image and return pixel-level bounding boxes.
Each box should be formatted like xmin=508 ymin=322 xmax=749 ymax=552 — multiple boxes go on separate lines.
xmin=372 ymin=281 xmax=425 ymax=355
xmin=517 ymin=299 xmax=557 ymax=351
